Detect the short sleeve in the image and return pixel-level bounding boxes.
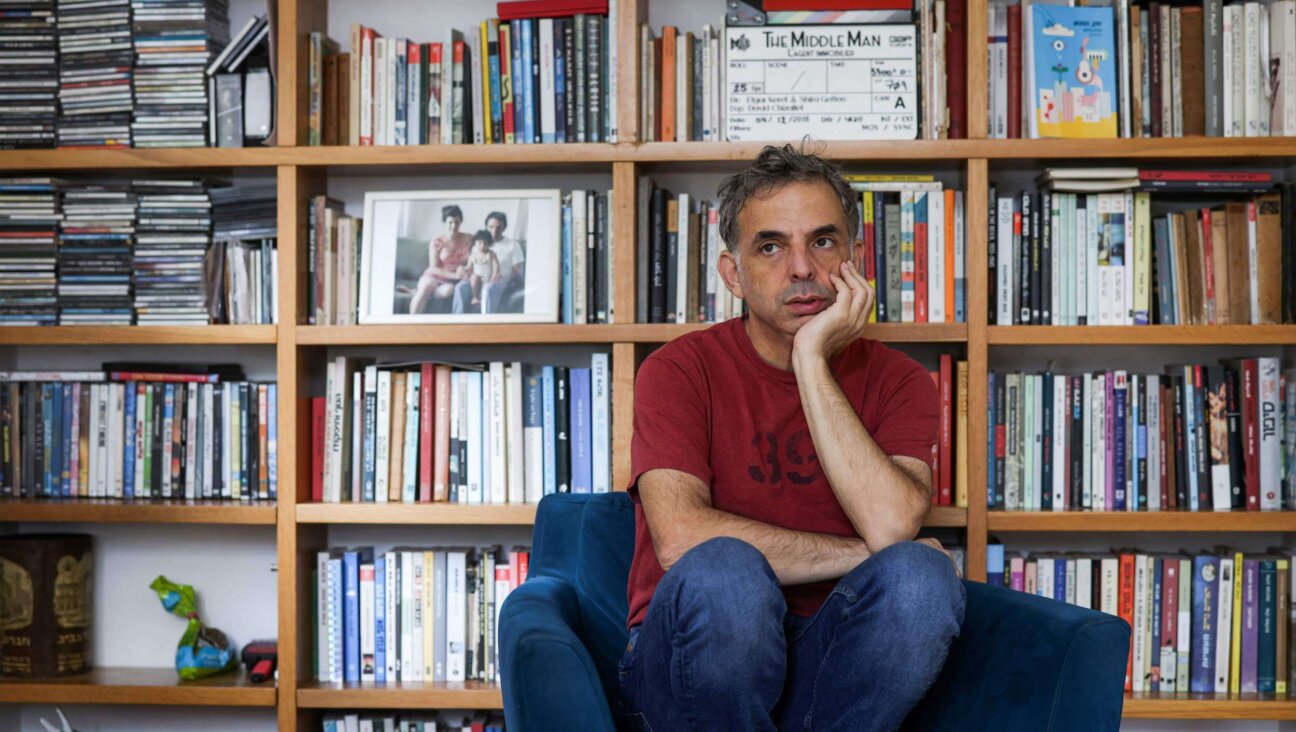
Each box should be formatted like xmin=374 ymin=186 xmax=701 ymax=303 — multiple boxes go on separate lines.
xmin=869 ymin=356 xmax=940 ymax=468
xmin=628 ymin=351 xmax=712 ymax=497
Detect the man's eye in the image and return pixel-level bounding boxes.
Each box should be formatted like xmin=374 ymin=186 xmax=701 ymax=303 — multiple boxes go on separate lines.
xmin=814 ymin=237 xmax=835 ymax=248
xmin=760 ymin=242 xmax=780 ymax=254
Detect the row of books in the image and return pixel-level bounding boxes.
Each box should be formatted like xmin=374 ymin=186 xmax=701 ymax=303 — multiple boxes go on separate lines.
xmin=311 ymin=356 xmax=611 ymax=504
xmin=637 ymin=183 xmax=741 ymax=325
xmin=0 ymin=177 xmax=277 ymax=325
xmin=987 ymin=0 xmax=1296 ymax=139
xmin=307 ymin=0 xmax=618 ymax=147
xmin=987 ymin=547 xmax=1296 ymax=694
xmin=322 ymin=714 xmax=505 ymax=732
xmin=989 ymin=170 xmax=1295 ymax=326
xmin=314 ymin=545 xmax=529 ymax=685
xmin=986 ymin=359 xmax=1295 ymax=512
xmin=931 ymin=356 xmax=967 ymax=507
xmin=0 ymin=365 xmax=276 ymax=501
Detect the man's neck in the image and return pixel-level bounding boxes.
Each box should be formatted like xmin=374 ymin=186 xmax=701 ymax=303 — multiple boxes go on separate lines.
xmin=743 ymin=316 xmax=795 ymax=372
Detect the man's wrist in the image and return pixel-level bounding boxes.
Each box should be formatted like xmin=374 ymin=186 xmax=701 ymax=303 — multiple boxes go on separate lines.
xmin=791 ymin=342 xmax=829 ymax=375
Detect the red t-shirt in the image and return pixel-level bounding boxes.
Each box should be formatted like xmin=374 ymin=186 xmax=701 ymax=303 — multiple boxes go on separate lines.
xmin=625 ymin=316 xmax=940 ymax=629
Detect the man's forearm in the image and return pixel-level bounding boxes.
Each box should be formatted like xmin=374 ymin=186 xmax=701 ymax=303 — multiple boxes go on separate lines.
xmin=661 ymin=505 xmax=869 ymax=585
xmin=792 ymin=352 xmax=929 ymax=550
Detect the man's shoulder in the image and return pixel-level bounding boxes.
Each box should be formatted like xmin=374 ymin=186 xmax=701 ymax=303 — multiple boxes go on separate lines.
xmin=641 ymin=318 xmax=740 ymax=381
xmin=840 ymin=335 xmax=929 ymax=385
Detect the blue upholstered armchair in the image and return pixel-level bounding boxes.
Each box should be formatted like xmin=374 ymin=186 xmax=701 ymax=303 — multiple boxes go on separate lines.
xmin=500 ymin=493 xmax=1130 ymax=731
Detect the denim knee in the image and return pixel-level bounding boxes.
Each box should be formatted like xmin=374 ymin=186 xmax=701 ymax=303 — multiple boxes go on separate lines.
xmin=849 ymin=541 xmax=966 ymax=629
xmin=658 ymin=537 xmax=786 ymax=643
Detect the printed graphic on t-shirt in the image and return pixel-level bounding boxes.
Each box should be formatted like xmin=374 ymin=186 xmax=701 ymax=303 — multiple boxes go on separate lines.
xmin=747 ymin=429 xmax=819 ymax=485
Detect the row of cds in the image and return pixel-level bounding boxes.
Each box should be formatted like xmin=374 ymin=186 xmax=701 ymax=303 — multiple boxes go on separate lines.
xmin=0 ymin=0 xmax=230 ymax=148
xmin=0 ymin=176 xmax=277 ymax=324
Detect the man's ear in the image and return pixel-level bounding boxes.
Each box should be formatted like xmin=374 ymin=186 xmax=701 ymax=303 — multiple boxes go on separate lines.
xmin=717 ymin=249 xmax=744 ymax=300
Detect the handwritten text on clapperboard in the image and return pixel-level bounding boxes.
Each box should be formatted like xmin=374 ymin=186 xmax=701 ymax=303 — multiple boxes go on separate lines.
xmin=725 ymin=25 xmax=919 ymax=141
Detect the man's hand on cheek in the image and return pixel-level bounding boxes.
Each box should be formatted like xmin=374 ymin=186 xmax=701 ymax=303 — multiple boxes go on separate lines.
xmin=792 ymin=260 xmax=874 ymax=364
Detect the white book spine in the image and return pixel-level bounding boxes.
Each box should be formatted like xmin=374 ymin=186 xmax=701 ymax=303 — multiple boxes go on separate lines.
xmin=375 ymin=369 xmax=392 ymax=503
xmin=403 ymin=372 xmax=420 ymax=503
xmin=469 ymin=34 xmax=484 ymax=144
xmin=1122 ymin=191 xmax=1134 ymax=324
xmin=1039 ymin=557 xmax=1054 ymax=599
xmin=676 ymin=193 xmax=691 ymax=324
xmin=539 ymin=18 xmax=556 ymax=143
xmin=572 ymin=192 xmax=587 ymax=323
xmin=1159 ymin=6 xmax=1172 ymax=136
xmin=446 ymin=551 xmax=466 ymax=682
xmin=1259 ymin=357 xmax=1282 ymax=509
xmin=1086 ymin=197 xmax=1099 ymax=325
xmin=489 ymin=362 xmax=507 ymax=504
xmin=409 ymin=551 xmax=424 ymax=682
xmin=201 ymin=384 xmax=214 ymax=499
xmin=374 ymin=37 xmax=387 ymax=146
xmin=360 ymin=561 xmax=375 ymax=683
xmin=400 ymin=550 xmax=413 ymax=681
xmin=361 ymin=31 xmax=374 ymax=145
xmin=1232 ymin=6 xmax=1247 ymax=137
xmin=1214 ymin=558 xmax=1235 ymax=693
xmin=467 ymin=372 xmax=483 ymax=504
xmin=387 ymin=38 xmax=400 ymax=145
xmin=1075 ymin=197 xmax=1087 ymax=324
xmin=1081 ymin=374 xmax=1093 ymax=509
xmin=1093 ymin=373 xmax=1107 ymax=512
xmin=317 ymin=552 xmax=331 ymax=682
xmin=1052 ymin=374 xmax=1067 ymax=510
xmin=184 ymin=383 xmax=198 ymax=499
xmin=1101 ymin=557 xmax=1119 ymax=616
xmin=1248 ymin=201 xmax=1260 ymax=323
xmin=1246 ymin=3 xmax=1265 ymax=136
xmin=384 ymin=550 xmax=398 ymax=681
xmin=524 ymin=372 xmax=544 ymax=504
xmin=441 ymin=30 xmax=455 ymax=145
xmin=1282 ymin=2 xmax=1296 ymax=135
xmin=676 ymin=35 xmax=687 ymax=141
xmin=507 ymin=363 xmax=524 ymax=504
xmin=928 ymin=191 xmax=945 ymax=323
xmin=1224 ymin=5 xmax=1235 ymax=136
xmin=592 ymin=353 xmax=611 ymax=493
xmin=1077 ymin=558 xmax=1092 ymax=608
xmin=109 ymin=385 xmax=123 ymax=498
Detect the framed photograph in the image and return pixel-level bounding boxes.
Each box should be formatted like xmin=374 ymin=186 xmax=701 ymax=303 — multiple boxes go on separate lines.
xmin=358 ymin=188 xmax=561 ymax=324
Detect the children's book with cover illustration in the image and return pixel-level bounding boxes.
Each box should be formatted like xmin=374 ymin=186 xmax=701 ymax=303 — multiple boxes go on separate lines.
xmin=1026 ymin=3 xmax=1119 ymax=138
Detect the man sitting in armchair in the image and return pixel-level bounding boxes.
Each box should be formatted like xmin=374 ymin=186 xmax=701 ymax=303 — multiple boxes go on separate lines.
xmin=619 ymin=144 xmax=965 ymax=732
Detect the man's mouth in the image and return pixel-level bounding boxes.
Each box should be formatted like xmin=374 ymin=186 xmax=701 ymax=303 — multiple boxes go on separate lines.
xmin=786 ymin=295 xmax=827 ymax=315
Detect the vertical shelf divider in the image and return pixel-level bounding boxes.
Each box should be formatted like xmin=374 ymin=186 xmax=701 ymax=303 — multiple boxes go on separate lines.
xmin=964 ymin=158 xmax=989 ymax=582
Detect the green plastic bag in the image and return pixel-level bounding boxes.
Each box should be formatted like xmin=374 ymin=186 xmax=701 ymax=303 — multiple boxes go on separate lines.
xmin=150 ymin=575 xmax=237 ymax=681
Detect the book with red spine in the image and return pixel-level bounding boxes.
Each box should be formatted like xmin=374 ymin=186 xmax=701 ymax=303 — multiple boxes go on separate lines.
xmin=109 ymin=371 xmax=218 ymax=383
xmin=929 ymin=370 xmax=939 ymax=504
xmin=660 ymin=27 xmax=677 ymax=143
xmin=1240 ymin=359 xmax=1260 ymax=510
xmin=915 ymin=193 xmax=929 ymax=322
xmin=433 ymin=364 xmax=452 ymax=501
xmin=418 ymin=362 xmax=435 ymax=502
xmin=311 ymin=396 xmax=326 ymax=503
xmin=1162 ymin=557 xmax=1179 ymax=690
xmin=939 ymin=354 xmax=953 ymax=505
xmin=1139 ymin=170 xmax=1274 ymax=183
xmin=1006 ymin=4 xmax=1021 ymax=138
xmin=946 ymin=0 xmax=966 ymax=138
xmin=497 ymin=0 xmax=607 ymax=20
xmin=1200 ymin=208 xmax=1217 ymax=324
xmin=1120 ymin=552 xmax=1136 ymax=691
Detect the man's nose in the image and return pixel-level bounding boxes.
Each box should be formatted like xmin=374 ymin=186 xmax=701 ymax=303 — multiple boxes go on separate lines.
xmin=787 ymin=244 xmax=816 ymax=281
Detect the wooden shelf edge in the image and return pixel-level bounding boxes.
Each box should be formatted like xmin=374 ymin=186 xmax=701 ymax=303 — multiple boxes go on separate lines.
xmin=923 ymin=506 xmax=967 ymax=527
xmin=0 ymin=668 xmax=276 ymax=707
xmin=296 ymin=502 xmax=538 ymax=525
xmin=1123 ymin=695 xmax=1296 ymax=719
xmin=987 ymin=324 xmax=1296 ymax=346
xmin=0 ymin=499 xmax=277 ymax=525
xmin=0 ymin=325 xmax=277 ymax=345
xmin=295 ymin=322 xmax=967 ymax=345
xmin=296 ymin=681 xmax=502 ymax=710
xmin=987 ymin=510 xmax=1296 ymax=532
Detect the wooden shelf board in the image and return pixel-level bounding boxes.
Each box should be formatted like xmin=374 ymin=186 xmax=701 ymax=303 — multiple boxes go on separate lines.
xmin=0 ymin=499 xmax=276 ymax=524
xmin=1124 ymin=693 xmax=1296 ymax=719
xmin=296 ymin=680 xmax=502 ymax=709
xmin=988 ymin=510 xmax=1296 ymax=532
xmin=632 ymin=140 xmax=995 ymax=162
xmin=288 ymin=143 xmax=620 ymax=166
xmin=0 ymin=325 xmax=276 ymax=346
xmin=295 ymin=322 xmax=966 ymax=345
xmin=0 ymin=667 xmax=275 ymax=706
xmin=979 ymin=136 xmax=1296 ymax=160
xmin=0 ymin=147 xmax=286 ymax=170
xmin=988 ymin=325 xmax=1296 ymax=345
xmin=924 ymin=506 xmax=967 ymax=527
xmin=296 ymin=502 xmax=538 ymax=525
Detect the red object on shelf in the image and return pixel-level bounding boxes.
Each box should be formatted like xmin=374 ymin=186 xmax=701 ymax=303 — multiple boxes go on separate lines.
xmin=311 ymin=396 xmax=325 ymax=503
xmin=764 ymin=0 xmax=912 ymax=10
xmin=497 ymin=0 xmax=607 ymax=20
xmin=1006 ymin=4 xmax=1021 ymax=139
xmin=1139 ymin=170 xmax=1274 ymax=183
xmin=946 ymin=0 xmax=966 ymax=139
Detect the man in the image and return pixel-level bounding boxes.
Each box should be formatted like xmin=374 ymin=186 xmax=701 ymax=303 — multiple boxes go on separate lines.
xmin=453 ymin=211 xmax=525 ymax=314
xmin=618 ymin=145 xmax=964 ymax=732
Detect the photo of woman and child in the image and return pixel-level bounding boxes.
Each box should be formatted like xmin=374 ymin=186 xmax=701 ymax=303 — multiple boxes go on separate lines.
xmin=360 ymin=190 xmax=559 ymax=324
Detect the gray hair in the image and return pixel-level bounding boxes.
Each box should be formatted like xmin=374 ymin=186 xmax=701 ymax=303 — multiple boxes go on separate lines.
xmin=716 ymin=143 xmax=859 ymax=252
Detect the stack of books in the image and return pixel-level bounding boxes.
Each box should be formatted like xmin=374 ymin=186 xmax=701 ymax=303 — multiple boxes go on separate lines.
xmin=321 ymin=714 xmax=504 ymax=732
xmin=55 ymin=0 xmax=134 ymax=148
xmin=0 ymin=0 xmax=58 ymax=148
xmin=312 ymin=355 xmax=612 ymax=504
xmin=130 ymin=0 xmax=231 ymax=147
xmin=0 ymin=364 xmax=277 ymax=501
xmin=205 ymin=13 xmax=271 ymax=147
xmin=990 ymin=169 xmax=1296 ymax=326
xmin=987 ymin=546 xmax=1296 ymax=695
xmin=58 ymin=182 xmax=135 ymax=324
xmin=132 ymin=177 xmax=211 ymax=324
xmin=314 ymin=545 xmax=529 ymax=686
xmin=309 ymin=0 xmax=618 ymax=146
xmin=0 ymin=177 xmax=59 ymax=325
xmin=986 ymin=358 xmax=1295 ymax=512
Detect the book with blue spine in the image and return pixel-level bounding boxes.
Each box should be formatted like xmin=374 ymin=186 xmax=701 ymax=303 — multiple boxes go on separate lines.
xmin=1025 ymin=3 xmax=1118 ymax=138
xmin=987 ymin=544 xmax=1005 ymax=587
xmin=362 ymin=366 xmax=377 ymax=502
xmin=541 ymin=365 xmax=557 ymax=496
xmin=954 ymin=190 xmax=966 ymax=322
xmin=553 ymin=18 xmax=567 ymax=143
xmin=986 ymin=370 xmax=996 ymax=508
xmin=1112 ymin=371 xmax=1127 ymax=510
xmin=488 ymin=20 xmax=503 ymax=144
xmin=591 ymin=353 xmax=609 ymax=493
xmin=520 ymin=20 xmax=535 ymax=145
xmin=466 ymin=370 xmax=483 ymax=504
xmin=343 ymin=549 xmax=361 ymax=683
xmin=562 ymin=200 xmax=574 ymax=323
xmin=395 ymin=40 xmax=408 ymax=145
xmin=374 ymin=554 xmax=386 ymax=684
xmin=123 ymin=385 xmax=136 ymax=498
xmin=1259 ymin=558 xmax=1277 ymax=692
xmin=268 ymin=384 xmax=278 ymax=499
xmin=510 ymin=18 xmax=525 ymax=141
xmin=1151 ymin=556 xmax=1163 ymax=690
xmin=60 ymin=384 xmax=71 ymax=496
xmin=1190 ymin=555 xmax=1219 ymax=692
xmin=570 ymin=367 xmax=591 ymax=493
xmin=1181 ymin=367 xmax=1200 ymax=510
xmin=42 ymin=384 xmax=54 ymax=496
xmin=328 ymin=552 xmax=344 ymax=682
xmin=523 ymin=365 xmax=544 ymax=502
xmin=1134 ymin=376 xmax=1145 ymax=509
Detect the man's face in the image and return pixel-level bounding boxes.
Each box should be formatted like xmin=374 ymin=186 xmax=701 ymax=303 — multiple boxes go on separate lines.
xmin=720 ymin=180 xmax=854 ymax=338
xmin=487 ymin=217 xmax=506 ymax=241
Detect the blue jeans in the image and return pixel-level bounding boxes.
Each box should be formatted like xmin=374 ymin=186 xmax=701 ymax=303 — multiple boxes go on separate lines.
xmin=617 ymin=537 xmax=966 ymax=732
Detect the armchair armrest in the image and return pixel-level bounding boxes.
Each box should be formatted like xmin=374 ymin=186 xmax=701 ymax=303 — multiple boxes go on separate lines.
xmin=500 ymin=576 xmax=618 ymax=732
xmin=902 ymin=581 xmax=1130 ymax=732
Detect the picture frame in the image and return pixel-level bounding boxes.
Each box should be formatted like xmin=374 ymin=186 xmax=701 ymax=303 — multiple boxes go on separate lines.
xmin=358 ymin=188 xmax=562 ymax=324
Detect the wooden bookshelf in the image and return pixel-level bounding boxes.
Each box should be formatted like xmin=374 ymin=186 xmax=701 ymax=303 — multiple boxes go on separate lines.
xmin=0 ymin=325 xmax=276 ymax=345
xmin=296 ymin=680 xmax=503 ymax=710
xmin=294 ymin=322 xmax=966 ymax=345
xmin=296 ymin=502 xmax=539 ymax=525
xmin=1123 ymin=693 xmax=1296 ymax=720
xmin=988 ymin=510 xmax=1296 ymax=533
xmin=988 ymin=324 xmax=1296 ymax=346
xmin=0 ymin=667 xmax=276 ymax=707
xmin=0 ymin=499 xmax=276 ymax=525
